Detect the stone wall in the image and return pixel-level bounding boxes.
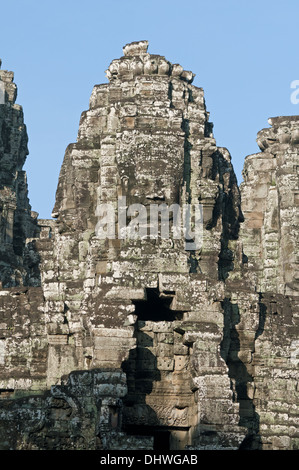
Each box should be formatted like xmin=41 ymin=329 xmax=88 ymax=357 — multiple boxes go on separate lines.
xmin=0 ymin=42 xmax=298 ymax=451
xmin=237 ymin=115 xmax=299 ymax=449
xmin=0 ymin=60 xmax=40 ymax=288
xmin=240 ymin=116 xmax=299 ymax=296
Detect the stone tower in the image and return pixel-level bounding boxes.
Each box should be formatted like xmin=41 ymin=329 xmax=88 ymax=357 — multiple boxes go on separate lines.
xmin=0 ymin=60 xmax=40 ymax=288
xmin=241 ymin=116 xmax=299 ymax=295
xmin=0 ymin=42 xmax=298 ymax=451
xmin=49 ymin=39 xmax=245 ymax=448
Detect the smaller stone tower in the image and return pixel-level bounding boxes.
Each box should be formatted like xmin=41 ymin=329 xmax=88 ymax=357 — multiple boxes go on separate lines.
xmin=0 ymin=60 xmax=40 ymax=287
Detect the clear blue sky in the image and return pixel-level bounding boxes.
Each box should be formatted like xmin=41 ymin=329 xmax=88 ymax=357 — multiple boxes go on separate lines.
xmin=0 ymin=0 xmax=298 ymax=219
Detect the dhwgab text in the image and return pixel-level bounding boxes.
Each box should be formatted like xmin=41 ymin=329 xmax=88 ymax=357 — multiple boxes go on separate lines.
xmin=98 ymin=453 xmax=198 ymax=467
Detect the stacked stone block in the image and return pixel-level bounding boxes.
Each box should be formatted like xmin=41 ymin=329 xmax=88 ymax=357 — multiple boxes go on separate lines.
xmin=0 ymin=61 xmax=40 ymax=287
xmin=0 ymin=43 xmax=297 ymax=451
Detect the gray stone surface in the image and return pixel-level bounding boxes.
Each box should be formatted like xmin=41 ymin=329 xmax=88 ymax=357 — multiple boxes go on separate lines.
xmin=0 ymin=62 xmax=40 ymax=288
xmin=0 ymin=43 xmax=298 ymax=450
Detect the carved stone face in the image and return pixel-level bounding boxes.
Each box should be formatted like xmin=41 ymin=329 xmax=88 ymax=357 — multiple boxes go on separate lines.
xmin=117 ymin=133 xmax=184 ymax=208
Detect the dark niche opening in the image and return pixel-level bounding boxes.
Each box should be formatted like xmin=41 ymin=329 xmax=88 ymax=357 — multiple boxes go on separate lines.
xmin=0 ymin=388 xmax=14 ymax=398
xmin=132 ymin=287 xmax=183 ymax=321
xmin=153 ymin=429 xmax=171 ymax=451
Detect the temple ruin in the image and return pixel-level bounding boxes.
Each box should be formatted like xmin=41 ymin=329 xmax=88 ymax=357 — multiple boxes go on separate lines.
xmin=0 ymin=41 xmax=298 ymax=450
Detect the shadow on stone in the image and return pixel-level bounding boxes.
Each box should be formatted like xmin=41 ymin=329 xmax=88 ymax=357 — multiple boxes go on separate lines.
xmin=221 ymin=298 xmax=263 ymax=450
xmin=0 ymin=368 xmax=129 ymax=450
xmin=121 ymin=324 xmax=162 ymax=449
